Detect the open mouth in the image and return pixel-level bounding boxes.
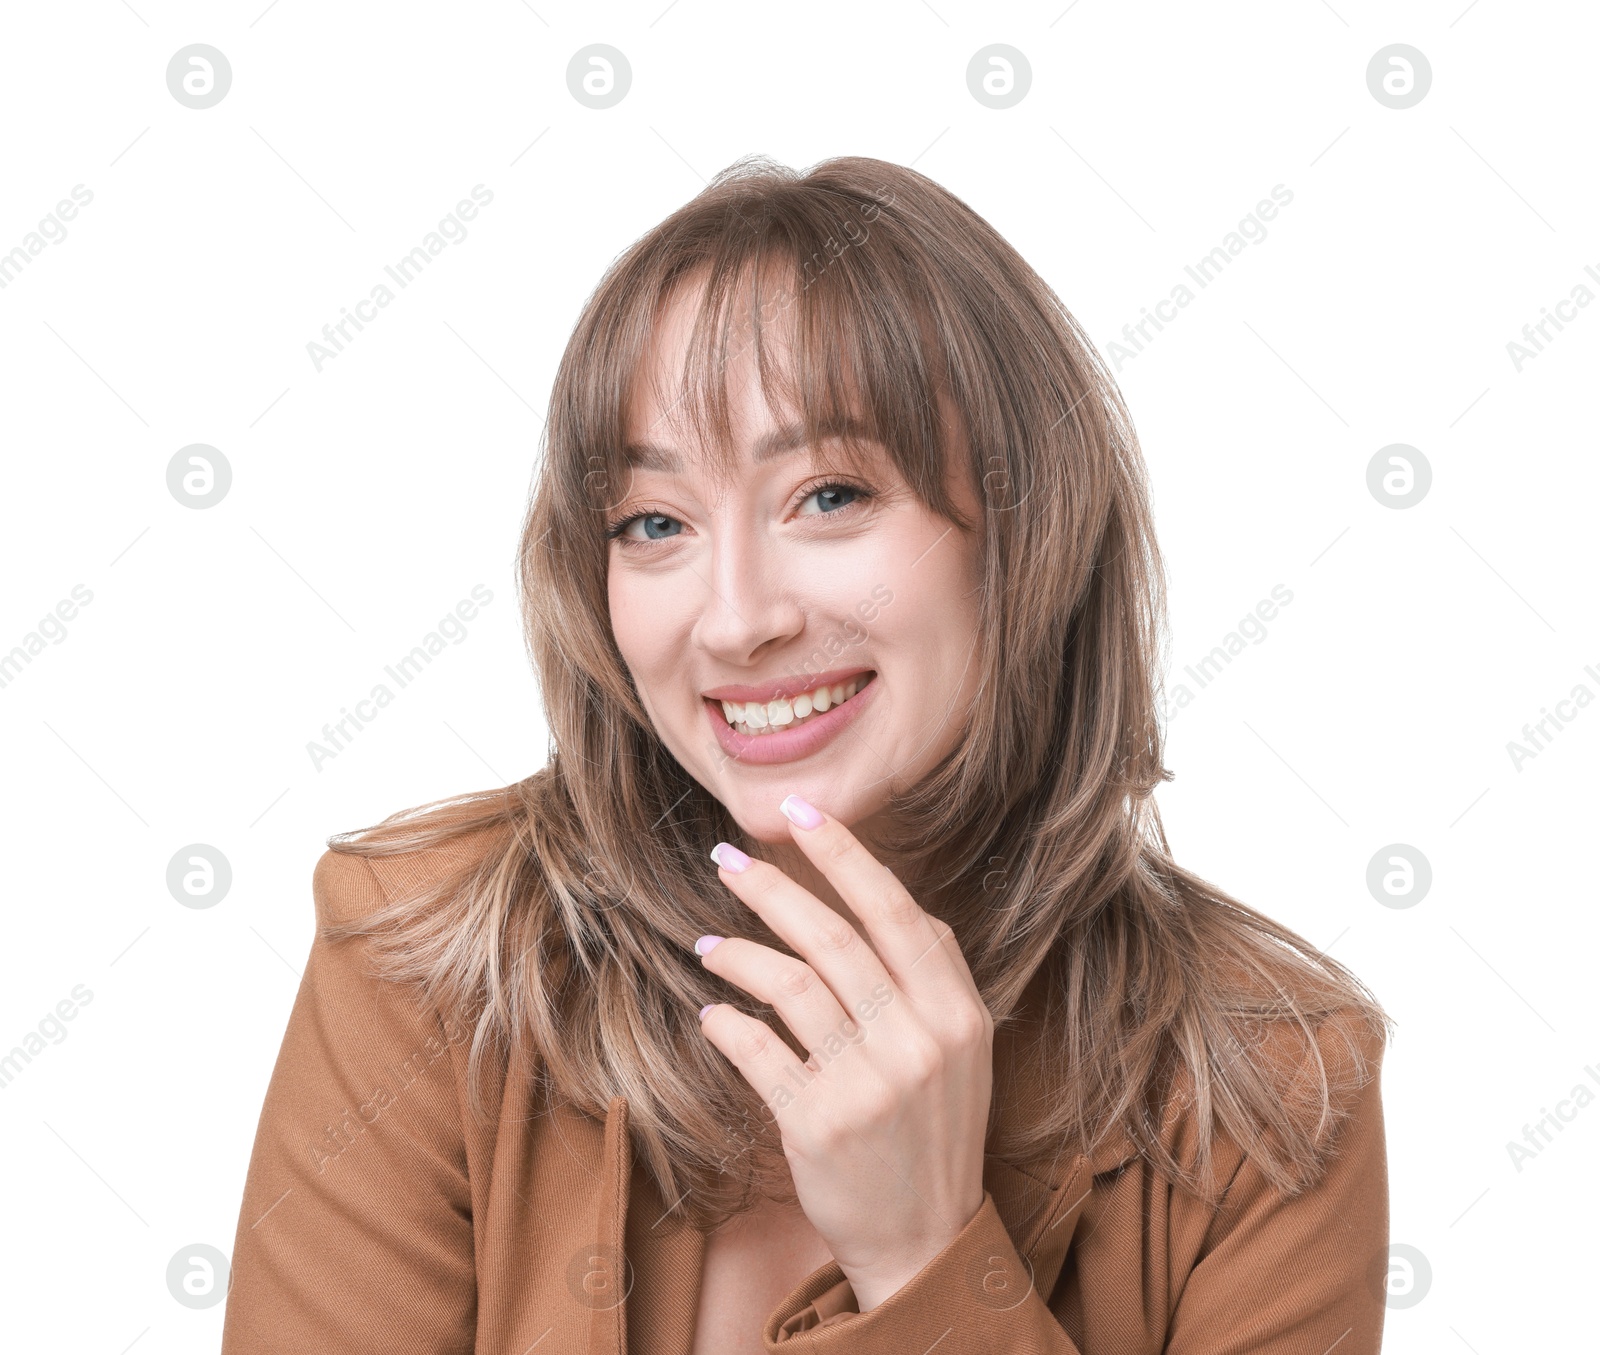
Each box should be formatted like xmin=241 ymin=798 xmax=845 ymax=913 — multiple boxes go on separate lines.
xmin=714 ymin=672 xmax=876 ymax=738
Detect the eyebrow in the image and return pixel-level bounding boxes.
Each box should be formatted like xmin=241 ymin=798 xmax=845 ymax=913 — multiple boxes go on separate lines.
xmin=621 ymin=417 xmax=875 ymax=472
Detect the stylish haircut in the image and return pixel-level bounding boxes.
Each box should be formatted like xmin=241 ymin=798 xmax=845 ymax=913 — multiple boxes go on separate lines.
xmin=322 ymin=154 xmax=1391 ymax=1230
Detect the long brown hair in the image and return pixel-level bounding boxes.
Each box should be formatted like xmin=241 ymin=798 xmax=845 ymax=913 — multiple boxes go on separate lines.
xmin=321 ymin=153 xmax=1391 ymax=1231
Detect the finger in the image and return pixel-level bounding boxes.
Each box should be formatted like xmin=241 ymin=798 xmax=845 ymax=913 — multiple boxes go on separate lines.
xmin=916 ymin=914 xmax=987 ymax=1010
xmin=775 ymin=795 xmax=978 ymax=998
xmin=696 ymin=934 xmax=863 ymax=1059
xmin=697 ymin=1001 xmax=829 ymax=1123
xmin=710 ymin=843 xmax=893 ymax=1029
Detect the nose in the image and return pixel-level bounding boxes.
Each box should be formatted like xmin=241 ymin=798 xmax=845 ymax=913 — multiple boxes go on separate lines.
xmin=690 ymin=518 xmax=806 ymax=669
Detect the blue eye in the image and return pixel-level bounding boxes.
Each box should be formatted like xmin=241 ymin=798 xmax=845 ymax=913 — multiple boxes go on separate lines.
xmin=635 ymin=513 xmax=681 ymax=540
xmin=605 ymin=480 xmax=872 ymax=547
xmin=607 ymin=511 xmax=682 ymax=541
xmin=803 ymin=484 xmax=861 ymax=515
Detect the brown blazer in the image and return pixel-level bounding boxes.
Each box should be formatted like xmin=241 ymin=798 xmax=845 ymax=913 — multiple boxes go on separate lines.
xmin=220 ymin=828 xmax=1390 ymax=1354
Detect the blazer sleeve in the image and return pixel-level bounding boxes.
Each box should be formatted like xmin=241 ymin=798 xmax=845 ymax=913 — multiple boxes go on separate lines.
xmin=764 ymin=1184 xmax=1087 ymax=1353
xmin=762 ymin=1010 xmax=1388 ymax=1354
xmin=219 ymin=849 xmax=477 ymax=1354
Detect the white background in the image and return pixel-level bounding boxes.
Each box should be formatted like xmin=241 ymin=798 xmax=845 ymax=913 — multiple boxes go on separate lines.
xmin=1 ymin=1 xmax=1595 ymax=1349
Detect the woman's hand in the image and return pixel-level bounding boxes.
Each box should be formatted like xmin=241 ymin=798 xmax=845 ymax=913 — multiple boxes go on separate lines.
xmin=695 ymin=793 xmax=995 ymax=1312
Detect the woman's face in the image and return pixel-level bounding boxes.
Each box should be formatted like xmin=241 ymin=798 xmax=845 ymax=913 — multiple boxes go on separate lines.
xmin=606 ymin=279 xmax=986 ymax=847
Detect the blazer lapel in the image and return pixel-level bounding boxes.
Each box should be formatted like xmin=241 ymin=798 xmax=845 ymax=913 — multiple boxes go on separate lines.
xmin=983 ymin=969 xmax=1144 ymax=1303
xmin=587 ymin=1095 xmax=633 ymax=1355
xmin=577 ymin=979 xmax=1146 ymax=1348
xmin=982 ymin=1150 xmax=1091 ymax=1302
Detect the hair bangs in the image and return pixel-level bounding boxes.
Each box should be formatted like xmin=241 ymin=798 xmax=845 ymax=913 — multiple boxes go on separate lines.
xmin=595 ymin=196 xmax=972 ymax=535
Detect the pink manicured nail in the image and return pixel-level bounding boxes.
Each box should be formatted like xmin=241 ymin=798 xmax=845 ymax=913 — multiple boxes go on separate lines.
xmin=698 ymin=1003 xmax=716 ymax=1021
xmin=710 ymin=842 xmax=753 ymax=872
xmin=694 ymin=934 xmax=725 ymax=956
xmin=779 ymin=794 xmax=825 ymax=830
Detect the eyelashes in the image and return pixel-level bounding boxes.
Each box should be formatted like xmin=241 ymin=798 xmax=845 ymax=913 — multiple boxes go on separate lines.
xmin=604 ymin=509 xmax=666 ymax=542
xmin=604 ymin=478 xmax=875 ymax=548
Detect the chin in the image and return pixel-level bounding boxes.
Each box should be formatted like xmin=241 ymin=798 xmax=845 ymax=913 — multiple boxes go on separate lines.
xmin=738 ymin=814 xmax=802 ymax=846
xmin=719 ymin=778 xmax=878 ymax=842
xmin=713 ymin=789 xmax=806 ymax=842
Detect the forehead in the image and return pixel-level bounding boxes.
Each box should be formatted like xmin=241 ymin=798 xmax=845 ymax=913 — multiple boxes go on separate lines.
xmin=621 ymin=416 xmax=880 ymax=474
xmin=620 ymin=268 xmax=882 ymax=474
xmin=623 ymin=269 xmax=786 ymax=418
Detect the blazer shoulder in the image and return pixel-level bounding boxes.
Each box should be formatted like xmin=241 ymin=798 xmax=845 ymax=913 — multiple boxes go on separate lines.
xmin=1254 ymin=1002 xmax=1388 ymax=1109
xmin=311 ymin=847 xmax=388 ymax=928
xmin=1206 ymin=1001 xmax=1389 ymax=1196
xmin=1202 ymin=946 xmax=1389 ymax=1110
xmin=1150 ymin=997 xmax=1388 ymax=1193
xmin=311 ymin=811 xmax=513 ymax=929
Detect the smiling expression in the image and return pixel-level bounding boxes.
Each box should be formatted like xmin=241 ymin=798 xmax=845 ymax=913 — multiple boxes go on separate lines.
xmin=605 ymin=271 xmax=987 ymax=845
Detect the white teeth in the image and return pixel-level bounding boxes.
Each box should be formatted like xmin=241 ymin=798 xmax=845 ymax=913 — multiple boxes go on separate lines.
xmin=719 ymin=674 xmax=873 ymax=736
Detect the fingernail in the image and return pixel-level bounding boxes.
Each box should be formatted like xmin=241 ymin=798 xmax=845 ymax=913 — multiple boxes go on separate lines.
xmin=694 ymin=934 xmax=725 ymax=956
xmin=779 ymin=794 xmax=825 ymax=830
xmin=710 ymin=842 xmax=753 ymax=872
xmin=697 ymin=1003 xmax=716 ymax=1021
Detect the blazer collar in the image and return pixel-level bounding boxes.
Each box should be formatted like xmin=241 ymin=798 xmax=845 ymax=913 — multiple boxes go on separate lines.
xmin=977 ymin=987 xmax=1143 ymax=1307
xmin=580 ymin=1100 xmax=1138 ymax=1355
xmin=581 ymin=986 xmax=1142 ymax=1353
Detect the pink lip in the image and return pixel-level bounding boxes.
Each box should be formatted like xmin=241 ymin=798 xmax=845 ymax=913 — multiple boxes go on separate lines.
xmin=705 ymin=673 xmax=879 ymax=766
xmin=703 ymin=665 xmax=875 ymax=706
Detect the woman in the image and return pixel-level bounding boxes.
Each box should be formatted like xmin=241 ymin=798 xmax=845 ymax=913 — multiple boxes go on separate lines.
xmin=221 ymin=154 xmax=1392 ymax=1354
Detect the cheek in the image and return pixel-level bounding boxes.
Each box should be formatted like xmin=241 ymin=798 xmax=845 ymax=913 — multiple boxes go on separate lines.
xmin=884 ymin=540 xmax=982 ymax=686
xmin=608 ymin=565 xmax=693 ymax=686
xmin=607 ymin=566 xmax=654 ymax=675
xmin=606 ymin=569 xmax=630 ymax=653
